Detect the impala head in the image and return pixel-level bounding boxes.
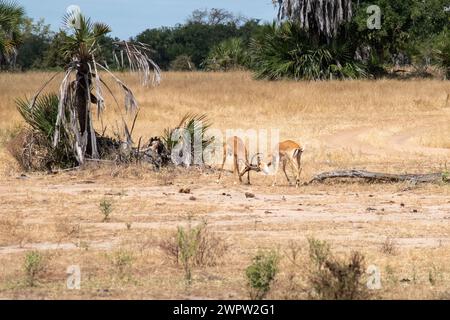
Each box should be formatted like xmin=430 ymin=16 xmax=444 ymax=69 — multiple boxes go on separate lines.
xmin=258 ymin=160 xmax=271 ymax=175
xmin=250 ymin=153 xmax=271 ymax=175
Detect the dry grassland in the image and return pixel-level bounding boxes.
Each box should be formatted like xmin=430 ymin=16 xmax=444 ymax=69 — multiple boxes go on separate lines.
xmin=0 ymin=71 xmax=449 ymax=299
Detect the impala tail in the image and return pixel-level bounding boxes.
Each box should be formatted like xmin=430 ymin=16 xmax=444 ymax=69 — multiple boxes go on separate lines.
xmin=293 ymin=146 xmax=304 ymax=158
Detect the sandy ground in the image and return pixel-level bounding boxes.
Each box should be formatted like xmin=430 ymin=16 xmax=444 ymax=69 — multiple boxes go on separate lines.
xmin=0 ymin=124 xmax=449 ymax=299
xmin=0 ymin=72 xmax=449 ymax=299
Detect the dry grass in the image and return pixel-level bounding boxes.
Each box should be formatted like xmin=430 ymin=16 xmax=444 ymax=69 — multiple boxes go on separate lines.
xmin=0 ymin=72 xmax=449 ymax=299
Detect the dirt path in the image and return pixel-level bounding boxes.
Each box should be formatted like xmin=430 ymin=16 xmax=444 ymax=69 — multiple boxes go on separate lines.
xmin=322 ymin=116 xmax=450 ymax=159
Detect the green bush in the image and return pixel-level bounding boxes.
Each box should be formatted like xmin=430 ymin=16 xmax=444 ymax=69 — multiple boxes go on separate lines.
xmin=24 ymin=251 xmax=47 ymax=287
xmin=203 ymin=37 xmax=248 ymax=71
xmin=245 ymin=250 xmax=279 ymax=300
xmin=99 ymin=198 xmax=113 ymax=222
xmin=250 ymin=22 xmax=367 ymax=80
xmin=14 ymin=93 xmax=77 ymax=170
xmin=433 ymin=31 xmax=450 ymax=79
xmin=175 ymin=222 xmax=203 ymax=284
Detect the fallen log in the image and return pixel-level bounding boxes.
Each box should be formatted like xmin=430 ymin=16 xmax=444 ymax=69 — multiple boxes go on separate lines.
xmin=307 ymin=170 xmax=448 ymax=185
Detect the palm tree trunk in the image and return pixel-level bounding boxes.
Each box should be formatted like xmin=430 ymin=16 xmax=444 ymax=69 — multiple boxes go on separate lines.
xmin=75 ymin=65 xmax=94 ymax=157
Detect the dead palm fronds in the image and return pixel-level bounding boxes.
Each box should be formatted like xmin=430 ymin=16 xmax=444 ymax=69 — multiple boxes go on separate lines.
xmin=20 ymin=12 xmax=161 ymax=166
xmin=274 ymin=0 xmax=353 ymax=39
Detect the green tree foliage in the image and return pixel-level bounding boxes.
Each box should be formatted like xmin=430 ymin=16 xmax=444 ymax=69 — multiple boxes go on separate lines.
xmin=16 ymin=18 xmax=53 ymax=70
xmin=0 ymin=0 xmax=24 ymax=69
xmin=353 ymin=0 xmax=449 ymax=68
xmin=135 ymin=9 xmax=263 ymax=70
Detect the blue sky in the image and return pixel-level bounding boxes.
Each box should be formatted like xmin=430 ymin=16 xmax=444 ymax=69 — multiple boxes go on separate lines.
xmin=18 ymin=0 xmax=277 ymax=39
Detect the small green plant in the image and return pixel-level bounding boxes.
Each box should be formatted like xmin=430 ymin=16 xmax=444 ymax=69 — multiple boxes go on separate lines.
xmin=307 ymin=238 xmax=369 ymax=300
xmin=109 ymin=249 xmax=134 ymax=279
xmin=23 ymin=251 xmax=47 ymax=287
xmin=442 ymin=171 xmax=450 ymax=183
xmin=160 ymin=219 xmax=228 ymax=280
xmin=99 ymin=198 xmax=113 ymax=222
xmin=175 ymin=220 xmax=204 ymax=284
xmin=245 ymin=250 xmax=280 ymax=300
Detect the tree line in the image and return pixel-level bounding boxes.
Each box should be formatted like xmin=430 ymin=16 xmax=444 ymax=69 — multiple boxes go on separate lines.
xmin=1 ymin=1 xmax=449 ymax=79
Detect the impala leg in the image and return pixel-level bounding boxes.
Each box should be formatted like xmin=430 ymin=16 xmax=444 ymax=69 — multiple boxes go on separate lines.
xmin=271 ymin=155 xmax=279 ymax=186
xmin=239 ymin=166 xmax=251 ymax=185
xmin=234 ymin=155 xmax=242 ymax=183
xmin=296 ymin=152 xmax=303 ymax=188
xmin=282 ymin=158 xmax=292 ymax=185
xmin=217 ymin=149 xmax=227 ymax=182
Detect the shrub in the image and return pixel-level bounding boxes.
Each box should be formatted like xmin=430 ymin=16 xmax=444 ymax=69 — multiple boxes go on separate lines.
xmin=170 ymin=55 xmax=196 ymax=71
xmin=245 ymin=250 xmax=279 ymax=300
xmin=432 ymin=30 xmax=450 ymax=79
xmin=250 ymin=22 xmax=367 ymax=80
xmin=24 ymin=251 xmax=47 ymax=287
xmin=99 ymin=198 xmax=113 ymax=222
xmin=12 ymin=93 xmax=77 ymax=171
xmin=160 ymin=219 xmax=228 ymax=283
xmin=380 ymin=237 xmax=398 ymax=255
xmin=203 ymin=37 xmax=248 ymax=71
xmin=307 ymin=238 xmax=369 ymax=300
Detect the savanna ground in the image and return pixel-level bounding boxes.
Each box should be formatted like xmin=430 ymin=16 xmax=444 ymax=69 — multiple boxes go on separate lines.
xmin=0 ymin=71 xmax=449 ymax=299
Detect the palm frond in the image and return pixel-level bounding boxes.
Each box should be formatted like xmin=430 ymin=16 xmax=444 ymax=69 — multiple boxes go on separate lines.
xmin=15 ymin=93 xmax=77 ymax=169
xmin=93 ymin=23 xmax=111 ymax=38
xmin=250 ymin=22 xmax=366 ymax=80
xmin=17 ymin=93 xmax=59 ymax=138
xmin=203 ymin=37 xmax=248 ymax=71
xmin=114 ymin=41 xmax=162 ymax=86
xmin=0 ymin=1 xmax=24 ymax=26
xmin=162 ymin=113 xmax=214 ymax=166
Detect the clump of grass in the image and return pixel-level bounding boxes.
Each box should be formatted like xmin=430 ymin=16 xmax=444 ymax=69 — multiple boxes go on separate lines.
xmin=99 ymin=198 xmax=114 ymax=222
xmin=23 ymin=251 xmax=47 ymax=287
xmin=307 ymin=238 xmax=370 ymax=300
xmin=380 ymin=237 xmax=398 ymax=255
xmin=245 ymin=249 xmax=280 ymax=300
xmin=160 ymin=218 xmax=228 ymax=284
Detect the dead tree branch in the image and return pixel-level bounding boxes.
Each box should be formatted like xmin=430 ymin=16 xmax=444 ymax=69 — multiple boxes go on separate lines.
xmin=307 ymin=170 xmax=448 ymax=185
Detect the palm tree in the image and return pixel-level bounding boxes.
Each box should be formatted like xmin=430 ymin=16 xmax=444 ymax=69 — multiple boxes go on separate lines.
xmin=274 ymin=0 xmax=353 ymax=40
xmin=0 ymin=0 xmax=24 ymax=68
xmin=25 ymin=11 xmax=161 ymax=164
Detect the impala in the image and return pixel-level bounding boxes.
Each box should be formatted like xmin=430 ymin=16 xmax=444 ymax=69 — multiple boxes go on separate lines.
xmin=217 ymin=136 xmax=259 ymax=184
xmin=258 ymin=140 xmax=304 ymax=187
